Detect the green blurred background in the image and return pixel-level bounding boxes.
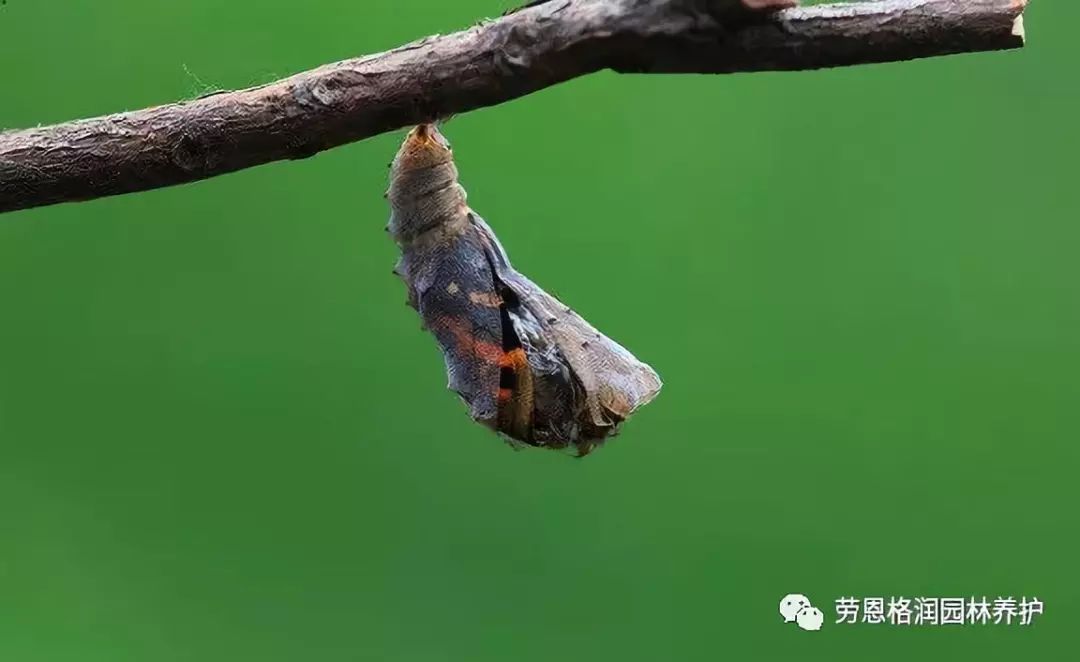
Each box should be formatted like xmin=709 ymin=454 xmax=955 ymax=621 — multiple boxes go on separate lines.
xmin=1 ymin=1 xmax=1076 ymax=660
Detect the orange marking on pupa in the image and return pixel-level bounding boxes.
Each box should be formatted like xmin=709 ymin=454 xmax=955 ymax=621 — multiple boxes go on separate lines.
xmin=468 ymin=291 xmax=503 ymax=308
xmin=499 ymin=347 xmax=528 ymax=369
xmin=432 ymin=316 xmax=504 ymax=365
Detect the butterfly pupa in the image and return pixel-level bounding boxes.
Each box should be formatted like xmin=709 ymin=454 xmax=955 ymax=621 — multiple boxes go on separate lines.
xmin=386 ymin=124 xmax=661 ymax=456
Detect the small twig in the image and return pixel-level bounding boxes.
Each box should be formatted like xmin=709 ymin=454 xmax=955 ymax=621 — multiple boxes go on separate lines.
xmin=0 ymin=0 xmax=1027 ymax=215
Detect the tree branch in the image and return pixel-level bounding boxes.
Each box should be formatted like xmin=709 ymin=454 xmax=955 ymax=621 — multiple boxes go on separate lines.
xmin=0 ymin=0 xmax=1027 ymax=215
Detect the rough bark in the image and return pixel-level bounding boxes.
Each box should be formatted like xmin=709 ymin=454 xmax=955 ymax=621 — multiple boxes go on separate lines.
xmin=0 ymin=0 xmax=1027 ymax=215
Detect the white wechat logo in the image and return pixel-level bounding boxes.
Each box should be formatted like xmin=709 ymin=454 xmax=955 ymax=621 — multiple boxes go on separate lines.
xmin=796 ymin=606 xmax=824 ymax=631
xmin=779 ymin=594 xmax=811 ymax=623
xmin=779 ymin=593 xmax=823 ymax=632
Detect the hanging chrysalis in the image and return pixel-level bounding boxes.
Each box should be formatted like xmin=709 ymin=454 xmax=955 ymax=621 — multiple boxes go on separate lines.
xmin=386 ymin=124 xmax=661 ymax=456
